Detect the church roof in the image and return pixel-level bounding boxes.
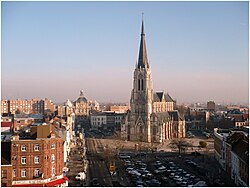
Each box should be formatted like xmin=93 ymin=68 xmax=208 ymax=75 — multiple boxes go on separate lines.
xmin=137 ymin=19 xmax=149 ymax=69
xmin=153 ymin=92 xmax=175 ymax=102
xmin=151 ymin=112 xmax=170 ymax=121
xmin=168 ymin=110 xmax=185 ymax=121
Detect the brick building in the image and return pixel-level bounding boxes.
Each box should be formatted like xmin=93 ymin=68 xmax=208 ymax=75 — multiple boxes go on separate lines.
xmin=1 ymin=117 xmax=13 ymax=132
xmin=1 ymin=124 xmax=68 ymax=187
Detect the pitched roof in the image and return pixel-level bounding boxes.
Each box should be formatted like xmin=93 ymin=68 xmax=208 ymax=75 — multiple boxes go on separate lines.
xmin=151 ymin=112 xmax=170 ymax=121
xmin=153 ymin=92 xmax=163 ymax=102
xmin=226 ymin=132 xmax=244 ymax=145
xmin=168 ymin=111 xmax=184 ymax=121
xmin=153 ymin=92 xmax=175 ymax=102
xmin=164 ymin=93 xmax=174 ymax=102
xmin=232 ymin=137 xmax=249 ymax=164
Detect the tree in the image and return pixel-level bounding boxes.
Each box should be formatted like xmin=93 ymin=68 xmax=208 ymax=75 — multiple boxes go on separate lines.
xmin=169 ymin=139 xmax=193 ymax=156
xmin=199 ymin=141 xmax=207 ymax=148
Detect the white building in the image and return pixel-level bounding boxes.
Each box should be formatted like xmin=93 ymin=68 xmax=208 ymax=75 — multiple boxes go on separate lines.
xmin=90 ymin=113 xmax=107 ymax=129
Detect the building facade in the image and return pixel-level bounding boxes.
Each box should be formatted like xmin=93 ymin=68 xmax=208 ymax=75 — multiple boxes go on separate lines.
xmin=122 ymin=19 xmax=185 ymax=143
xmin=90 ymin=111 xmax=126 ymax=130
xmin=214 ymin=128 xmax=249 ymax=187
xmin=1 ymin=98 xmax=56 ymax=115
xmin=110 ymin=105 xmax=129 ymax=113
xmin=1 ymin=125 xmax=68 ymax=187
xmin=207 ymin=101 xmax=216 ymax=111
xmin=74 ymin=90 xmax=89 ymax=116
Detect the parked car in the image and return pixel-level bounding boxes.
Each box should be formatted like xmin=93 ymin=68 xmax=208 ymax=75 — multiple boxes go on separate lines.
xmin=90 ymin=178 xmax=100 ymax=186
xmin=181 ymin=181 xmax=187 ymax=186
xmin=161 ymin=176 xmax=169 ymax=183
xmin=169 ymin=173 xmax=175 ymax=179
xmin=119 ymin=154 xmax=131 ymax=160
xmin=192 ymin=181 xmax=207 ymax=187
xmin=146 ymin=179 xmax=161 ymax=186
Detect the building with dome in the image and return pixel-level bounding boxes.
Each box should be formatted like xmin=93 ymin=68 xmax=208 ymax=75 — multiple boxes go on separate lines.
xmin=74 ymin=90 xmax=89 ymax=116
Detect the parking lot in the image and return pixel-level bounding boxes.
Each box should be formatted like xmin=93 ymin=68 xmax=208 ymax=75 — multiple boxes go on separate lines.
xmin=115 ymin=150 xmax=234 ymax=187
xmin=77 ymin=128 xmax=235 ymax=187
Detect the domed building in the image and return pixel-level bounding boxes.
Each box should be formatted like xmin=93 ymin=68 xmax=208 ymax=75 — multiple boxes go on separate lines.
xmin=74 ymin=90 xmax=89 ymax=116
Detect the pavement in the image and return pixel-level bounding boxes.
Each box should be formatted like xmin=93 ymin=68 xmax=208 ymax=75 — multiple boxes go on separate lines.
xmin=67 ymin=138 xmax=86 ymax=187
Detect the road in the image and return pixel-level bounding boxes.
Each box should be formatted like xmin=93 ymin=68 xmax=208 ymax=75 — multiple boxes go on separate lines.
xmin=86 ymin=138 xmax=113 ymax=186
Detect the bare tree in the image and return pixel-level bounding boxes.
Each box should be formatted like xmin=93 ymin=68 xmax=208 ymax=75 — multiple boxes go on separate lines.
xmin=169 ymin=139 xmax=193 ymax=156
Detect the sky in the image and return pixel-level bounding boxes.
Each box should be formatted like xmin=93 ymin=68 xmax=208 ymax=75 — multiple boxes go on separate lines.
xmin=1 ymin=1 xmax=249 ymax=105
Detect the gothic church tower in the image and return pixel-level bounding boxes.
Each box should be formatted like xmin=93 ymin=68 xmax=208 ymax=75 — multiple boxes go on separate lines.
xmin=128 ymin=19 xmax=153 ymax=142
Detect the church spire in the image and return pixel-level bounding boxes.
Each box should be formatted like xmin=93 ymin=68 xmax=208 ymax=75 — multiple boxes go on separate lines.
xmin=138 ymin=15 xmax=149 ymax=69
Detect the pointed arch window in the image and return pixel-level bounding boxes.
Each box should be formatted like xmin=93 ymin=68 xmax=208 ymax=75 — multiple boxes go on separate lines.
xmin=138 ymin=79 xmax=141 ymax=91
xmin=141 ymin=79 xmax=144 ymax=91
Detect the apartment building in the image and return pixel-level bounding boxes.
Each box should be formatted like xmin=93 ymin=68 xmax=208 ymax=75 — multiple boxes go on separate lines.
xmin=1 ymin=124 xmax=68 ymax=187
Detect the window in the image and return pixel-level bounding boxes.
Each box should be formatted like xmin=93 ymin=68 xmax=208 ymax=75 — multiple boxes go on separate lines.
xmin=34 ymin=169 xmax=40 ymax=177
xmin=21 ymin=169 xmax=26 ymax=177
xmin=21 ymin=157 xmax=26 ymax=164
xmin=51 ymin=143 xmax=55 ymax=149
xmin=52 ymin=167 xmax=55 ymax=176
xmin=2 ymin=170 xmax=7 ymax=178
xmin=34 ymin=156 xmax=39 ymax=164
xmin=51 ymin=154 xmax=55 ymax=163
xmin=34 ymin=144 xmax=40 ymax=151
xmin=21 ymin=145 xmax=26 ymax=151
xmin=13 ymin=169 xmax=16 ymax=177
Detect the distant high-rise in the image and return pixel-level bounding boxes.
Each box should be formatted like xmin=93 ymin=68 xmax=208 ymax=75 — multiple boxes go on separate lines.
xmin=207 ymin=101 xmax=216 ymax=111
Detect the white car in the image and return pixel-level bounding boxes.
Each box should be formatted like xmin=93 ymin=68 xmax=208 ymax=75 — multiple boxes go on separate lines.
xmin=75 ymin=172 xmax=86 ymax=180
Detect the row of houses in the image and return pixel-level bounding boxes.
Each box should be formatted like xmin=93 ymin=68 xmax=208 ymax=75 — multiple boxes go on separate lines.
xmin=1 ymin=114 xmax=44 ymax=133
xmin=214 ymin=128 xmax=249 ymax=187
xmin=90 ymin=111 xmax=126 ymax=129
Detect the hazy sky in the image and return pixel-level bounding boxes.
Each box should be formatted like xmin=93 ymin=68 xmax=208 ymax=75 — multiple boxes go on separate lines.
xmin=2 ymin=1 xmax=249 ymax=104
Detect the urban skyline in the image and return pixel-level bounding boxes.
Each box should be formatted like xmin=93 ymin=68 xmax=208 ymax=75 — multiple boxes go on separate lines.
xmin=2 ymin=1 xmax=249 ymax=104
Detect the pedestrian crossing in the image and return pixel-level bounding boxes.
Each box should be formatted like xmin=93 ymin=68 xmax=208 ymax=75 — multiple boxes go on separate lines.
xmin=89 ymin=160 xmax=105 ymax=165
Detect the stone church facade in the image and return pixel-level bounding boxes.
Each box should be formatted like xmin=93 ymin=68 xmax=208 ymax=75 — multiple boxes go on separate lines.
xmin=121 ymin=20 xmax=186 ymax=143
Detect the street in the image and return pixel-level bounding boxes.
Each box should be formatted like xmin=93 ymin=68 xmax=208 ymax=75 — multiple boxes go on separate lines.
xmin=86 ymin=138 xmax=113 ymax=186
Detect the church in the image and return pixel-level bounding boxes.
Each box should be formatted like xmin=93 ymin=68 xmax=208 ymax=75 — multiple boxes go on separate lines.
xmin=121 ymin=19 xmax=186 ymax=143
